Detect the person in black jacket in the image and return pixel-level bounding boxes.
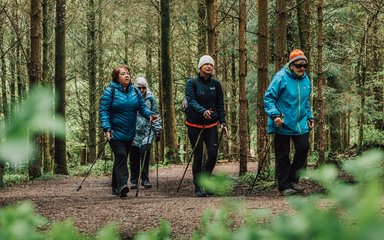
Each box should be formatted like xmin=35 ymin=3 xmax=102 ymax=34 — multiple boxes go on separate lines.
xmin=185 ymin=55 xmax=228 ymax=197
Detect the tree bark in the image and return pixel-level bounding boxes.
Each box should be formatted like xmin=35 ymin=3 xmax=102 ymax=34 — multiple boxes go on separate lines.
xmin=316 ymin=0 xmax=325 ymax=164
xmin=238 ymin=0 xmax=248 ymax=175
xmin=206 ymin=0 xmax=217 ymax=60
xmin=54 ymin=0 xmax=68 ymax=175
xmin=88 ymin=0 xmax=97 ymax=164
xmin=230 ymin=19 xmax=238 ymax=158
xmin=42 ymin=0 xmax=53 ymax=173
xmin=160 ymin=0 xmax=178 ymax=162
xmin=28 ymin=0 xmax=42 ymax=179
xmin=256 ymin=0 xmax=270 ymax=178
xmin=198 ymin=0 xmax=207 ymax=56
xmin=275 ymin=0 xmax=287 ymax=72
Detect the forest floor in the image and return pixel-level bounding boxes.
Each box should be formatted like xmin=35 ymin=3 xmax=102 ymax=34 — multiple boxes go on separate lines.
xmin=0 ymin=162 xmax=321 ymax=239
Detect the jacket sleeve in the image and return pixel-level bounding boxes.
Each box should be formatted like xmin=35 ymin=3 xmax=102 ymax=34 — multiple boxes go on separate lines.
xmin=186 ymin=78 xmax=205 ymax=114
xmin=215 ymin=81 xmax=226 ymax=124
xmin=306 ymin=80 xmax=314 ymax=119
xmin=99 ymin=87 xmax=113 ymax=132
xmin=264 ymin=74 xmax=284 ymax=119
xmin=150 ymin=97 xmax=162 ymax=132
xmin=136 ymin=88 xmax=154 ymax=119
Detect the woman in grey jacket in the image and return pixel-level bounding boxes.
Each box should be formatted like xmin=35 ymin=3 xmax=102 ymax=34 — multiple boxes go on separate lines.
xmin=129 ymin=77 xmax=162 ymax=189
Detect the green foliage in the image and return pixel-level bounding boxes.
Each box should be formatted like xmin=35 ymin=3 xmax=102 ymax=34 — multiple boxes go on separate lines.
xmin=363 ymin=125 xmax=384 ymax=147
xmin=198 ymin=173 xmax=233 ymax=196
xmin=133 ymin=220 xmax=171 ymax=240
xmin=0 ymin=87 xmax=65 ymax=166
xmin=69 ymin=159 xmax=113 ymax=177
xmin=0 ymin=202 xmax=120 ymax=240
xmin=139 ymin=150 xmax=384 ymax=240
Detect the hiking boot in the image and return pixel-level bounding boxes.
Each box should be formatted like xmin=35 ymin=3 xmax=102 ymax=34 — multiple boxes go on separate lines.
xmin=130 ymin=182 xmax=138 ymax=190
xmin=141 ymin=180 xmax=152 ymax=189
xmin=194 ymin=187 xmax=207 ymax=197
xmin=280 ymin=188 xmax=297 ymax=196
xmin=290 ymin=182 xmax=305 ymax=193
xmin=111 ymin=187 xmax=119 ymax=196
xmin=119 ymin=185 xmax=129 ymax=197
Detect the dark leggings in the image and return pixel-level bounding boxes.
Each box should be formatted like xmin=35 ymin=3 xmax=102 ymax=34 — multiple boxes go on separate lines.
xmin=187 ymin=125 xmax=219 ymax=185
xmin=129 ymin=145 xmax=151 ymax=183
xmin=109 ymin=140 xmax=132 ymax=190
xmin=274 ymin=133 xmax=309 ymax=191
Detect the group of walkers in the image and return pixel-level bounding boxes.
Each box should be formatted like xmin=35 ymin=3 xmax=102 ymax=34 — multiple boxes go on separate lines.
xmin=99 ymin=49 xmax=314 ymax=198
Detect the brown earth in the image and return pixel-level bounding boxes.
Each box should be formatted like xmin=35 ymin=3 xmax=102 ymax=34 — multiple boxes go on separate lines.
xmin=0 ymin=162 xmax=314 ymax=239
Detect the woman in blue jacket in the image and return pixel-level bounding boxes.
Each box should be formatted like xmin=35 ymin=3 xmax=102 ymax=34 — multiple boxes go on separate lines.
xmin=264 ymin=49 xmax=314 ymax=196
xmin=99 ymin=65 xmax=158 ymax=197
xmin=129 ymin=77 xmax=162 ymax=189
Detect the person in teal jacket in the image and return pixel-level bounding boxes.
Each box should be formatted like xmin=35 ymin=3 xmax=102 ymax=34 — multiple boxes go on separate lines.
xmin=264 ymin=49 xmax=314 ymax=196
xmin=129 ymin=77 xmax=162 ymax=189
xmin=99 ymin=65 xmax=158 ymax=197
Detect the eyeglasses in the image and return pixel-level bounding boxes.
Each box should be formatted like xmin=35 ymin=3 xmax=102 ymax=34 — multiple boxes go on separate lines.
xmin=138 ymin=87 xmax=146 ymax=90
xmin=293 ymin=63 xmax=308 ymax=69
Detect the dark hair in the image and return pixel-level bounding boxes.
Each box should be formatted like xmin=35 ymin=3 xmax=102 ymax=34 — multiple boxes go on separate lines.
xmin=111 ymin=65 xmax=131 ymax=82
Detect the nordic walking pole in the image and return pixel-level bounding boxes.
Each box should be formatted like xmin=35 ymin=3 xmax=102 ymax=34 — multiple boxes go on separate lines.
xmin=136 ymin=122 xmax=153 ymax=197
xmin=176 ymin=121 xmax=206 ymax=193
xmin=77 ymin=139 xmax=108 ymax=191
xmin=248 ymin=139 xmax=271 ymax=194
xmin=155 ymin=141 xmax=159 ymax=189
xmin=249 ymin=121 xmax=282 ymax=194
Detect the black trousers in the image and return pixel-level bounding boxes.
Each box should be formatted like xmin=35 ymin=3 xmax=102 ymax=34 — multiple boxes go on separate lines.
xmin=109 ymin=140 xmax=132 ymax=190
xmin=129 ymin=145 xmax=151 ymax=184
xmin=274 ymin=133 xmax=309 ymax=192
xmin=187 ymin=125 xmax=219 ymax=186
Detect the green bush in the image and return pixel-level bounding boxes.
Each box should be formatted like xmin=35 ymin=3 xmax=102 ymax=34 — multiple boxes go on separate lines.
xmin=137 ymin=150 xmax=384 ymax=240
xmin=0 ymin=202 xmax=119 ymax=240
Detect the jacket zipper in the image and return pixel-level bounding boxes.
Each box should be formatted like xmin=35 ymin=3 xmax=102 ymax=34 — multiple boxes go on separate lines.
xmin=297 ymin=80 xmax=302 ymax=134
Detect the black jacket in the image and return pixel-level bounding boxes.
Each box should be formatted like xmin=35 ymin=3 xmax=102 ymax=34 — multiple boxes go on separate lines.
xmin=185 ymin=75 xmax=226 ymax=125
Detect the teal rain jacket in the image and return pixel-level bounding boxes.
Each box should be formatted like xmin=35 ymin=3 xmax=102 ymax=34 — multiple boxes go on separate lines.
xmin=264 ymin=64 xmax=313 ymax=135
xmin=99 ymin=81 xmax=154 ymax=141
xmin=132 ymin=91 xmax=162 ymax=147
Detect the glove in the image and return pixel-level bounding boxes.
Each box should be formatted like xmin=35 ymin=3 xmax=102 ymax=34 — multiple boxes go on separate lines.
xmin=155 ymin=131 xmax=161 ymax=142
xmin=140 ymin=144 xmax=151 ymax=153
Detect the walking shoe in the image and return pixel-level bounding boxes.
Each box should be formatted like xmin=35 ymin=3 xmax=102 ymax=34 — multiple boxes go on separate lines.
xmin=290 ymin=182 xmax=305 ymax=193
xmin=130 ymin=182 xmax=138 ymax=190
xmin=194 ymin=187 xmax=207 ymax=197
xmin=111 ymin=187 xmax=119 ymax=196
xmin=280 ymin=188 xmax=298 ymax=196
xmin=141 ymin=180 xmax=152 ymax=189
xmin=119 ymin=185 xmax=129 ymax=197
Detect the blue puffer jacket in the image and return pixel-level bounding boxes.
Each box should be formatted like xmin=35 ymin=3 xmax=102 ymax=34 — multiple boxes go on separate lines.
xmin=132 ymin=91 xmax=162 ymax=147
xmin=99 ymin=81 xmax=154 ymax=141
xmin=264 ymin=64 xmax=313 ymax=135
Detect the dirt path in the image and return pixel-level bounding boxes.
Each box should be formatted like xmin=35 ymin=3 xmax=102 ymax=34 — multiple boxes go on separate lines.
xmin=0 ymin=162 xmax=294 ymax=239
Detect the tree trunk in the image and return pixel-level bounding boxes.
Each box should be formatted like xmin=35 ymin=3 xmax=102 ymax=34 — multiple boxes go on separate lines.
xmin=230 ymin=19 xmax=238 ymax=158
xmin=316 ymin=0 xmax=325 ymax=165
xmin=160 ymin=0 xmax=178 ymax=162
xmin=88 ymin=0 xmax=97 ymax=164
xmin=42 ymin=0 xmax=53 ymax=173
xmin=54 ymin=0 xmax=68 ymax=175
xmin=256 ymin=0 xmax=270 ymax=178
xmin=0 ymin=14 xmax=8 ymax=125
xmin=238 ymin=0 xmax=248 ymax=175
xmin=28 ymin=0 xmax=42 ymax=179
xmin=275 ymin=0 xmax=287 ymax=72
xmin=97 ymin=0 xmax=105 ymax=160
xmin=296 ymin=0 xmax=311 ymax=77
xmin=206 ymin=0 xmax=217 ymax=60
xmin=198 ymin=0 xmax=207 ymax=56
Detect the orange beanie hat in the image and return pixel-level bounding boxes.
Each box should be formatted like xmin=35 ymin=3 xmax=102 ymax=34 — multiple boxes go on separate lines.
xmin=288 ymin=49 xmax=308 ymax=65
